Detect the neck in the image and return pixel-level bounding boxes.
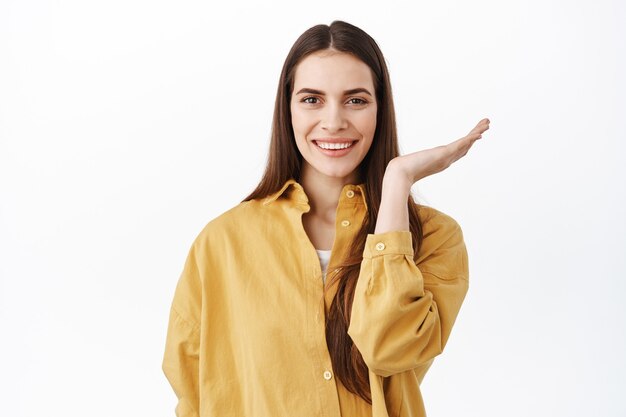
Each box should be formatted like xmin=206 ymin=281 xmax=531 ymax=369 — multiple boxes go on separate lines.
xmin=300 ymin=164 xmax=360 ymax=221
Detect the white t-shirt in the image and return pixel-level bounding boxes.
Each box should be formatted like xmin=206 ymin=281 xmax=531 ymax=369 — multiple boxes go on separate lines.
xmin=315 ymin=249 xmax=332 ymax=284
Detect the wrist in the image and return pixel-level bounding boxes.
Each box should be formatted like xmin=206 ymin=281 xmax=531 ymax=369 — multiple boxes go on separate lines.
xmin=383 ymin=162 xmax=414 ymax=192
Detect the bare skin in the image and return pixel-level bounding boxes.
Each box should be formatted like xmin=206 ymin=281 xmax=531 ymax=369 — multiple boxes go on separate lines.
xmin=301 ymin=117 xmax=491 ymax=248
xmin=291 ymin=50 xmax=377 ymax=250
xmin=375 ymin=118 xmax=491 ymax=234
xmin=289 ymin=49 xmax=491 ymax=247
xmin=300 ymin=169 xmax=351 ymax=249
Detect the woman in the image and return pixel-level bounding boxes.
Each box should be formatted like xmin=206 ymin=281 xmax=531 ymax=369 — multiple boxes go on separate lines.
xmin=162 ymin=20 xmax=490 ymax=417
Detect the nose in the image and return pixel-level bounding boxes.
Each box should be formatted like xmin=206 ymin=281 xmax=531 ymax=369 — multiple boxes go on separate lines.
xmin=320 ymin=102 xmax=348 ymax=133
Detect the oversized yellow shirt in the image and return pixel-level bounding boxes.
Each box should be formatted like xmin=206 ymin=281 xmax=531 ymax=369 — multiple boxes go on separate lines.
xmin=162 ymin=178 xmax=469 ymax=417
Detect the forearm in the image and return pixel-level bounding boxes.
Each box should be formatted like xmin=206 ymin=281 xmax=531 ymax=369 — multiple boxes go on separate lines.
xmin=374 ymin=167 xmax=412 ymax=234
xmin=350 ymin=205 xmax=470 ymax=376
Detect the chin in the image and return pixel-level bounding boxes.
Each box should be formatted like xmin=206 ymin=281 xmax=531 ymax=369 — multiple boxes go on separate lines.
xmin=315 ymin=165 xmax=359 ymax=180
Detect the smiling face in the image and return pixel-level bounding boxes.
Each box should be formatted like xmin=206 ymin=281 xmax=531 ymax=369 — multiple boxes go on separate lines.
xmin=290 ymin=49 xmax=377 ymax=184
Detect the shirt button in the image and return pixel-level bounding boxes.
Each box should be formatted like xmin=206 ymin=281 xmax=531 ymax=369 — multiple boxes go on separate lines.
xmin=323 ymin=370 xmax=333 ymax=380
xmin=346 ymin=190 xmax=355 ymax=198
xmin=341 ymin=219 xmax=350 ymax=227
xmin=375 ymin=242 xmax=385 ymax=251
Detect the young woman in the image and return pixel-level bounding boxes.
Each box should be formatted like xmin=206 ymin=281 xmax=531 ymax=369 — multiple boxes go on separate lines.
xmin=162 ymin=20 xmax=490 ymax=417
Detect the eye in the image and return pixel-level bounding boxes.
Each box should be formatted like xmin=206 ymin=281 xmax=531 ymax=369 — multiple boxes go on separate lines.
xmin=348 ymin=98 xmax=368 ymax=105
xmin=302 ymin=96 xmax=320 ymax=104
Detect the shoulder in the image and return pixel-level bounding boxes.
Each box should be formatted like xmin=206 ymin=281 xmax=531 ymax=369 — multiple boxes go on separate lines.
xmin=190 ymin=199 xmax=262 ymax=250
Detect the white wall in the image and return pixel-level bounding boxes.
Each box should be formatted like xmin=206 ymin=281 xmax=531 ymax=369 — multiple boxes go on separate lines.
xmin=1 ymin=0 xmax=624 ymax=416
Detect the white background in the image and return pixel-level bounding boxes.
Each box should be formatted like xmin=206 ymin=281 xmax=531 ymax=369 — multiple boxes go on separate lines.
xmin=1 ymin=0 xmax=624 ymax=416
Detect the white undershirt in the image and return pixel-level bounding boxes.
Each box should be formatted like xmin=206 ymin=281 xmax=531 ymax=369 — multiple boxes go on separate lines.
xmin=315 ymin=249 xmax=332 ymax=284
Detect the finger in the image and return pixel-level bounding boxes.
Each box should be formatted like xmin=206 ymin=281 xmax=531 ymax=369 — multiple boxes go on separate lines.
xmin=448 ymin=136 xmax=477 ymax=159
xmin=474 ymin=118 xmax=490 ymax=128
xmin=449 ymin=119 xmax=489 ymax=161
xmin=449 ymin=134 xmax=478 ymax=150
xmin=469 ymin=119 xmax=490 ymax=136
xmin=454 ymin=138 xmax=479 ymax=161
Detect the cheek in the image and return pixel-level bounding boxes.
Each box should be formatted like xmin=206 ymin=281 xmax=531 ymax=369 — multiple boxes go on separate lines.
xmin=290 ymin=109 xmax=312 ymax=152
xmin=290 ymin=107 xmax=308 ymax=134
xmin=358 ymin=109 xmax=377 ymax=153
xmin=357 ymin=109 xmax=377 ymax=137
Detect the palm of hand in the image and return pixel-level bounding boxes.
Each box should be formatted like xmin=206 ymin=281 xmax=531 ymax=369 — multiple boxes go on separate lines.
xmin=390 ymin=118 xmax=491 ymax=184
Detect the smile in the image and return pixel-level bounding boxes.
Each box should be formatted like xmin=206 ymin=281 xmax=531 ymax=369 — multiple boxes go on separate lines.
xmin=313 ymin=140 xmax=356 ymax=150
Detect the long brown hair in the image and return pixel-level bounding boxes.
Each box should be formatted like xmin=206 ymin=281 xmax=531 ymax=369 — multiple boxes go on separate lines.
xmin=241 ymin=20 xmax=424 ymax=404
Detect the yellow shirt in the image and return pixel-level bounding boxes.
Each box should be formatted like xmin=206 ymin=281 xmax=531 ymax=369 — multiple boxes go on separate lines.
xmin=162 ymin=178 xmax=469 ymax=417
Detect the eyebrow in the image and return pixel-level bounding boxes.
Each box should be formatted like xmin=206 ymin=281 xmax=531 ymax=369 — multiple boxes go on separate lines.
xmin=295 ymin=87 xmax=373 ymax=97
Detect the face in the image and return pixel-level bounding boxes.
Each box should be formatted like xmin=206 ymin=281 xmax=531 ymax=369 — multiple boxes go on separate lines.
xmin=290 ymin=49 xmax=377 ymax=183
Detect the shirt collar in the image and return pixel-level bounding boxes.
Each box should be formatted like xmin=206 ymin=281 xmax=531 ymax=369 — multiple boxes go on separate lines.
xmin=262 ymin=178 xmax=368 ymax=211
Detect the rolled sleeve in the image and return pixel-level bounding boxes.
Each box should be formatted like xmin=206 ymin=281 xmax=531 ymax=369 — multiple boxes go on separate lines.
xmin=363 ymin=230 xmax=414 ymax=259
xmin=348 ymin=222 xmax=468 ymax=377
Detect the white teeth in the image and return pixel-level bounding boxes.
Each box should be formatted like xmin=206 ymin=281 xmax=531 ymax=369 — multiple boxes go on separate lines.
xmin=316 ymin=141 xmax=354 ymax=150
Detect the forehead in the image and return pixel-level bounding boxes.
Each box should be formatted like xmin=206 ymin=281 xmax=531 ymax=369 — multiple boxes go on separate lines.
xmin=292 ymin=51 xmax=374 ymax=92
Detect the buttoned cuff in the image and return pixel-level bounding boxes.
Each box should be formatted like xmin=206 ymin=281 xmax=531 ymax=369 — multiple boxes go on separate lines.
xmin=363 ymin=230 xmax=414 ymax=259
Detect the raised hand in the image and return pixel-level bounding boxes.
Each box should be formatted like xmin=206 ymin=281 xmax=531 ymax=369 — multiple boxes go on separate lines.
xmin=388 ymin=118 xmax=491 ymax=185
xmin=374 ymin=118 xmax=491 ymax=233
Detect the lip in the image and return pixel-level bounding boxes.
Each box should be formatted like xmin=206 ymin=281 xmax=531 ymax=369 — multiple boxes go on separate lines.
xmin=312 ymin=139 xmax=357 ymax=158
xmin=312 ymin=138 xmax=358 ymax=144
